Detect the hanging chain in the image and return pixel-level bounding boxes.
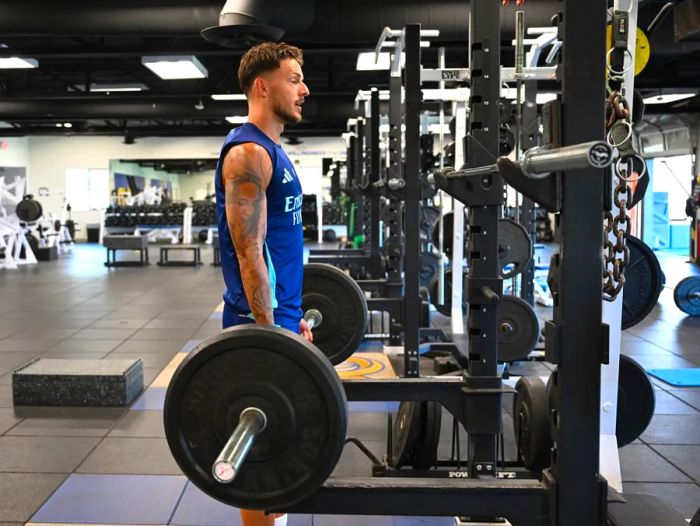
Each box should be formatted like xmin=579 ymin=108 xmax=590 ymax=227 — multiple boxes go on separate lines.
xmin=602 ymin=10 xmax=644 ymax=301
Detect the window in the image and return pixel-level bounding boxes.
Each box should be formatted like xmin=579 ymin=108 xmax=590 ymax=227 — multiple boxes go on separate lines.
xmin=65 ymin=168 xmax=109 ymax=211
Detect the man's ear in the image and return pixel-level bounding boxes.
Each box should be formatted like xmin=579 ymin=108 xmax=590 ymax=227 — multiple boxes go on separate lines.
xmin=253 ymin=77 xmax=268 ymax=99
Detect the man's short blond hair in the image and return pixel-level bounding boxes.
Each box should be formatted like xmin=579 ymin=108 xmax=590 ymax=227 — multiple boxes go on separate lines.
xmin=238 ymin=42 xmax=304 ymax=95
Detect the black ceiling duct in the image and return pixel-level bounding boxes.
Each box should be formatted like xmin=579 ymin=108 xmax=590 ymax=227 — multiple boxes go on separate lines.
xmin=200 ymin=0 xmax=316 ymax=47
xmin=201 ymin=0 xmax=285 ymax=47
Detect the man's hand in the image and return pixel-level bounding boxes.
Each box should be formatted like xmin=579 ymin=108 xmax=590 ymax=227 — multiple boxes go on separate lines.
xmin=299 ymin=318 xmax=313 ymax=342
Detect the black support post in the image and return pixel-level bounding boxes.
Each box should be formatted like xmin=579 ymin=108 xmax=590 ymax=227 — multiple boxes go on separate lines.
xmin=402 ymin=24 xmax=422 ymax=378
xmin=545 ymin=1 xmax=607 ymax=525
xmin=463 ymin=0 xmax=503 ymax=477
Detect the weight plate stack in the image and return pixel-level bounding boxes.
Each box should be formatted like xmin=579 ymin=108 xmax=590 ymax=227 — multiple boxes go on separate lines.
xmin=302 ymin=263 xmax=368 ymax=365
xmin=513 ymin=376 xmax=551 ymax=471
xmin=164 ymin=325 xmax=348 ymax=510
xmin=621 ymin=235 xmax=663 ymax=330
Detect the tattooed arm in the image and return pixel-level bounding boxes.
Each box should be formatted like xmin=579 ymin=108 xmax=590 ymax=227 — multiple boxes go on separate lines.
xmin=223 ymin=143 xmax=275 ymax=325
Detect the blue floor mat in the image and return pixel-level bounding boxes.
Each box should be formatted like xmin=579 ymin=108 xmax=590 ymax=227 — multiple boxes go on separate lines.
xmin=647 ymin=368 xmax=700 ymax=387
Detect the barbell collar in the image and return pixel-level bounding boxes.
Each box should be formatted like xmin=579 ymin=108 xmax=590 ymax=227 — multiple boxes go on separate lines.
xmin=304 ymin=308 xmax=323 ymax=330
xmin=520 ymin=140 xmax=614 ymax=178
xmin=212 ymin=407 xmax=267 ymax=484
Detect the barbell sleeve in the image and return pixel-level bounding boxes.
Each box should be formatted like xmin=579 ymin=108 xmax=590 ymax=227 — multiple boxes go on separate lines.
xmin=304 ymin=308 xmax=323 ymax=330
xmin=212 ymin=407 xmax=267 ymax=484
xmin=442 ymin=140 xmax=614 ymax=180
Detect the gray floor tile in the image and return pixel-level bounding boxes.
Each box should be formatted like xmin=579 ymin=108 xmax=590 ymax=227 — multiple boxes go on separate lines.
xmin=0 ymin=408 xmax=22 ymax=434
xmin=0 ymin=339 xmax=58 ymax=353
xmin=0 ymin=473 xmax=67 ymax=522
xmin=71 ymin=328 xmax=138 ymax=340
xmin=40 ymin=350 xmax=112 ymax=360
xmin=191 ymin=328 xmax=222 ymax=339
xmin=76 ymin=437 xmax=182 ymax=475
xmin=641 ymin=415 xmax=700 ymax=444
xmin=619 ymin=444 xmax=691 ymax=482
xmin=332 ymin=439 xmax=384 ymax=477
xmin=621 ymin=341 xmax=676 ymax=356
xmin=109 ymin=410 xmax=165 ymax=438
xmin=105 ymin=351 xmax=176 ymax=370
xmin=130 ymin=328 xmax=198 ymax=340
xmin=7 ymin=407 xmax=126 ymax=437
xmin=0 ymin=352 xmax=41 ymax=376
xmin=9 ymin=328 xmax=79 ymax=340
xmin=143 ymin=367 xmax=160 ymax=387
xmin=653 ymin=390 xmax=700 ymax=415
xmin=0 ymin=384 xmax=13 ymax=408
xmin=348 ymin=412 xmax=389 ymax=442
xmin=0 ymin=436 xmax=100 ymax=472
xmin=112 ymin=338 xmax=188 ymax=354
xmin=651 ymin=445 xmax=700 ymax=482
xmin=47 ymin=339 xmax=123 ymax=353
xmin=625 ymin=354 xmax=698 ymax=370
xmin=622 ymin=482 xmax=700 ymax=520
xmin=669 ymin=389 xmax=700 ymax=411
xmin=0 ymin=327 xmax=23 ymax=339
xmin=87 ymin=318 xmax=153 ymax=329
xmin=143 ymin=318 xmax=206 ymax=329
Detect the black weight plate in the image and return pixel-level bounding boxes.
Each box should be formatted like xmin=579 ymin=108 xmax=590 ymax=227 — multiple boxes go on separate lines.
xmin=498 ymin=218 xmax=533 ymax=279
xmin=420 ymin=252 xmax=440 ymax=288
xmin=621 ymin=236 xmax=663 ymax=330
xmin=513 ymin=376 xmax=551 ymax=471
xmin=617 ymin=354 xmax=655 ymax=447
xmin=302 ymin=263 xmax=368 ymax=365
xmin=673 ymin=276 xmax=700 ymax=316
xmin=164 ymin=325 xmax=347 ymax=510
xmin=15 ymin=196 xmax=43 ymax=223
xmin=428 ymin=268 xmax=467 ymax=317
xmin=412 ymin=401 xmax=442 ymax=469
xmin=391 ymin=401 xmax=423 ymax=468
xmin=498 ymin=296 xmax=540 ymax=362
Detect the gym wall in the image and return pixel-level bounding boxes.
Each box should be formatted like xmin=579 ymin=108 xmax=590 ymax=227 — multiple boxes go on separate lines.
xmin=20 ymin=135 xmax=346 ymax=241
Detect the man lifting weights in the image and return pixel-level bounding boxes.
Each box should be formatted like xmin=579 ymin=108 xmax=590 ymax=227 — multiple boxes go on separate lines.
xmin=214 ymin=42 xmax=312 ymax=526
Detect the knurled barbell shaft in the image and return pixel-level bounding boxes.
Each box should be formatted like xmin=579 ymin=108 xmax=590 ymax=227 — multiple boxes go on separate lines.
xmin=444 ymin=140 xmax=614 ymax=180
xmin=212 ymin=407 xmax=267 ymax=484
xmin=304 ymin=308 xmax=323 ymax=330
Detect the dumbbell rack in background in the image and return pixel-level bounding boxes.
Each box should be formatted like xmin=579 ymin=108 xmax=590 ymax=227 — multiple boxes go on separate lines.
xmin=102 ymin=202 xmax=190 ymax=244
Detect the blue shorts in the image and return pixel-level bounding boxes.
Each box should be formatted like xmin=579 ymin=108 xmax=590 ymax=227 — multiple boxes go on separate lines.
xmin=222 ymin=304 xmax=299 ymax=334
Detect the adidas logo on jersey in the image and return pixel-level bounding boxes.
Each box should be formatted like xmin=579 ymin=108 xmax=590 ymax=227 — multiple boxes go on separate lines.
xmin=282 ymin=168 xmax=294 ymax=184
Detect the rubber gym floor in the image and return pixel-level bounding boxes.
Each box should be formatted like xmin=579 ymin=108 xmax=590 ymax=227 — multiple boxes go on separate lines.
xmin=0 ymin=244 xmax=699 ymax=525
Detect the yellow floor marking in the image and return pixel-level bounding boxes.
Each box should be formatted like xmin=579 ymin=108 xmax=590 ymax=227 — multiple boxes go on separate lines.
xmin=151 ymin=352 xmax=188 ymax=388
xmin=336 ymin=352 xmax=396 ymax=380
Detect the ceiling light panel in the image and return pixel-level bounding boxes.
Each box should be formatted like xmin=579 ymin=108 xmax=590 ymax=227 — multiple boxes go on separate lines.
xmin=0 ymin=57 xmax=38 ymax=69
xmin=142 ymin=56 xmax=208 ymax=79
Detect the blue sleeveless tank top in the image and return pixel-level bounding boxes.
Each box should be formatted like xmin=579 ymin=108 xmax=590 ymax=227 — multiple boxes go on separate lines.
xmin=215 ymin=123 xmax=304 ymax=332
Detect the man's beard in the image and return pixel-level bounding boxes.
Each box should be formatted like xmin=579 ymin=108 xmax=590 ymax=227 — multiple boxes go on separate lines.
xmin=273 ymin=100 xmax=301 ymax=124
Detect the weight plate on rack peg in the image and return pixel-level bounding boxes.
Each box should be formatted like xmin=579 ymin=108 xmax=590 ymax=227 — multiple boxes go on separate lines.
xmin=498 ymin=218 xmax=533 ymax=279
xmin=621 ymin=235 xmax=663 ymax=330
xmin=498 ymin=295 xmax=540 ymax=362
